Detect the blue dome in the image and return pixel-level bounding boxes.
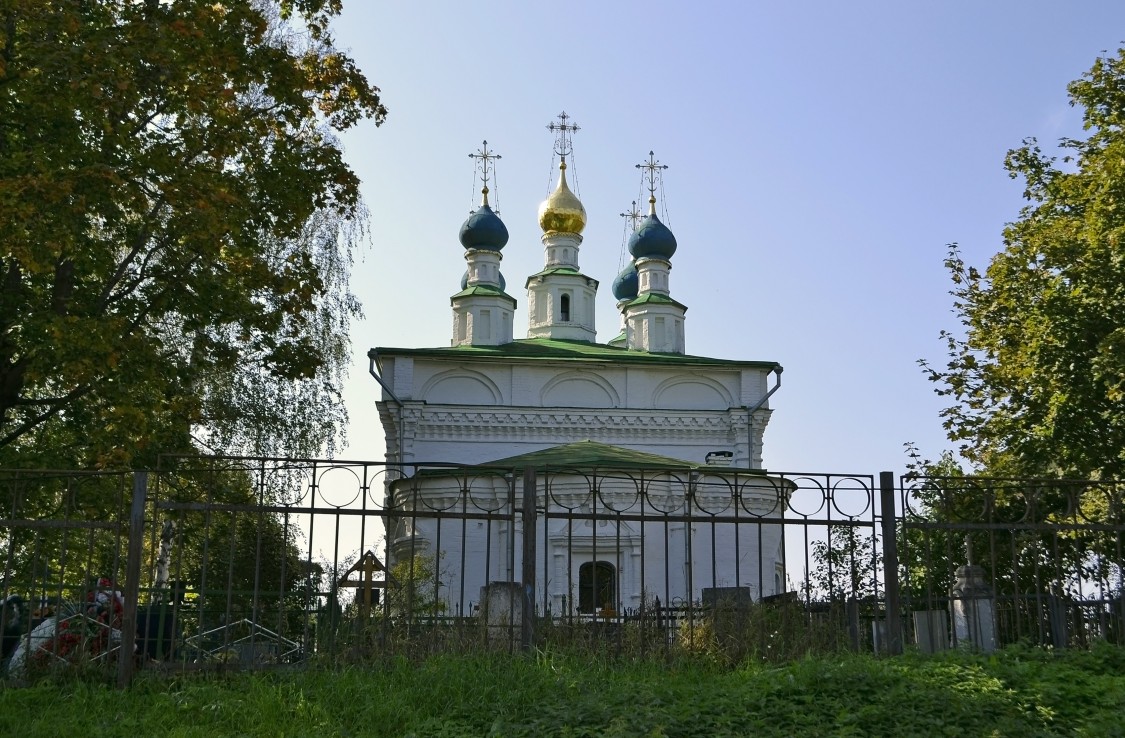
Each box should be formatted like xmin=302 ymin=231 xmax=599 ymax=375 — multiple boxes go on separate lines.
xmin=461 ymin=270 xmax=506 ymax=291
xmin=612 ymin=262 xmax=638 ymax=301
xmin=628 ymin=213 xmax=677 ymax=260
xmin=459 ymin=204 xmax=509 ymax=251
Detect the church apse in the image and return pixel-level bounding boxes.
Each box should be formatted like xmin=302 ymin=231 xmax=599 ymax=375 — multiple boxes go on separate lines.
xmin=384 ymin=444 xmax=794 ymax=618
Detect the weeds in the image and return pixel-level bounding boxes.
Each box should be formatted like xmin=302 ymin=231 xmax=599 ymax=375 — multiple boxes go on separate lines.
xmin=2 ymin=647 xmax=1122 ymax=736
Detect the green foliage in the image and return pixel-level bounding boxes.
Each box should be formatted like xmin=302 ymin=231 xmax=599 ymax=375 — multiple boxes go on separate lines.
xmin=898 ymin=446 xmax=980 ymax=603
xmin=923 ymin=48 xmax=1125 ymax=480
xmin=0 ymin=0 xmax=385 ymax=468
xmin=675 ymin=599 xmax=850 ymax=665
xmin=900 ymin=445 xmax=1125 ymax=626
xmin=385 ymin=553 xmax=447 ymax=618
xmin=807 ymin=526 xmax=882 ymax=602
xmin=4 ymin=646 xmax=1125 ymax=735
xmin=0 ymin=466 xmax=310 ymax=656
xmin=0 ymin=471 xmax=132 ymax=591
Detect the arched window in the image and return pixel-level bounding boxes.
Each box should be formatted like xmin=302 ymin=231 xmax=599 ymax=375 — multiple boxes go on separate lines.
xmin=560 ymin=293 xmax=571 ymax=322
xmin=578 ymin=561 xmax=616 ymax=613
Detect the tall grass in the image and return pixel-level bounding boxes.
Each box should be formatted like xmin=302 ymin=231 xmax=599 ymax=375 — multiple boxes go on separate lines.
xmin=2 ymin=644 xmax=1124 ymax=736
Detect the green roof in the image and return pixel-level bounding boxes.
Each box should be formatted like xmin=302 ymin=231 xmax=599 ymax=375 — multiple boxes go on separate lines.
xmin=373 ymin=337 xmax=778 ymax=369
xmin=486 ymin=441 xmax=699 ymax=470
xmin=449 ymin=285 xmax=516 ymax=303
xmin=415 ymin=441 xmax=769 ymax=475
xmin=624 ymin=292 xmax=688 ymax=311
xmin=525 ymin=267 xmax=599 ymax=287
xmin=526 ymin=266 xmax=585 ymax=278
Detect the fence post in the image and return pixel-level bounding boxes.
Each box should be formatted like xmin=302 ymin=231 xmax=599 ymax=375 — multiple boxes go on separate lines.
xmin=520 ymin=467 xmax=537 ymax=652
xmin=879 ymin=471 xmax=903 ymax=655
xmin=117 ymin=470 xmax=147 ymax=689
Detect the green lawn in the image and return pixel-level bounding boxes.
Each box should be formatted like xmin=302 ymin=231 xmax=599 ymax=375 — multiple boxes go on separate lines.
xmin=2 ymin=645 xmax=1124 ymax=737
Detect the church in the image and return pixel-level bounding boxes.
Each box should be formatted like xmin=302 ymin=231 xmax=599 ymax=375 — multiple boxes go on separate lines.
xmin=369 ymin=117 xmax=789 ymax=618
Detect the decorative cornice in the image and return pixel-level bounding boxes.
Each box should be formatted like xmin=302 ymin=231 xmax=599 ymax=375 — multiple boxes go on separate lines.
xmin=416 ymin=408 xmax=748 ymax=441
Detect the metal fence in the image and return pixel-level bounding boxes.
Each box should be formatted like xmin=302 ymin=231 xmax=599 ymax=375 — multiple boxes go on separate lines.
xmin=899 ymin=474 xmax=1125 ymax=651
xmin=0 ymin=459 xmax=1123 ymax=686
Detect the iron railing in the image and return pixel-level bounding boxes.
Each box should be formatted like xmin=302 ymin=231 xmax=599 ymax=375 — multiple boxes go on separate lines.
xmin=0 ymin=459 xmax=1122 ymax=686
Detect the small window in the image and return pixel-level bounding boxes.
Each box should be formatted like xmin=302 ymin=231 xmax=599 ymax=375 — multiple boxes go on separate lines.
xmin=579 ymin=561 xmax=616 ymax=614
xmin=560 ymin=293 xmax=571 ymax=322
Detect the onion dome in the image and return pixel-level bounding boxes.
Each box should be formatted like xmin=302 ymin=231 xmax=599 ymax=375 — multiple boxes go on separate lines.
xmin=537 ymin=160 xmax=586 ymax=235
xmin=459 ymin=189 xmax=509 ymax=251
xmin=628 ymin=213 xmax=677 ymax=260
xmin=612 ymin=262 xmax=638 ymax=301
xmin=461 ymin=270 xmax=506 ymax=291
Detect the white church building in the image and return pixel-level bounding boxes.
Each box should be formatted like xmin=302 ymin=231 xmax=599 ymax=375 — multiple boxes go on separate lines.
xmin=370 ymin=123 xmax=789 ymax=618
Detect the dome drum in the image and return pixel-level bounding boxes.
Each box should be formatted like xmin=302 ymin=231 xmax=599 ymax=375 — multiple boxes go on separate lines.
xmin=462 ymin=266 xmax=506 ymax=291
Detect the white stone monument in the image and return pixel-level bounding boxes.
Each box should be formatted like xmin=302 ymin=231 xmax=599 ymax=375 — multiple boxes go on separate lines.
xmin=950 ymin=537 xmax=996 ymax=652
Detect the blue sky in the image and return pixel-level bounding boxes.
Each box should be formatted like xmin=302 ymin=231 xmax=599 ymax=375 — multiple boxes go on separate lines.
xmin=329 ymin=1 xmax=1125 ymax=476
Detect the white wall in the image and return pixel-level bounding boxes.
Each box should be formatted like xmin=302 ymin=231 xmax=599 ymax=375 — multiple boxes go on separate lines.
xmin=376 ymin=354 xmax=775 ymax=468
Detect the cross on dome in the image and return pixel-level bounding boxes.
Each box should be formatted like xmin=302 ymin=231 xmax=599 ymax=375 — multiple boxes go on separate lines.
xmin=619 ymin=200 xmax=644 ymax=232
xmin=636 ymin=151 xmax=669 ymax=215
xmin=468 ymin=140 xmax=501 ymax=210
xmin=628 ymin=150 xmax=677 ymax=261
xmin=538 ymin=111 xmax=586 ymax=235
xmin=547 ymin=111 xmax=580 ymax=160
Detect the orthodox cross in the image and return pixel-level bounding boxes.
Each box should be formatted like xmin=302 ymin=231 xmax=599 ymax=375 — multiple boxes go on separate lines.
xmin=547 ymin=111 xmax=580 ymax=160
xmin=635 ymin=151 xmax=669 ymax=211
xmin=619 ymin=200 xmax=644 ymax=231
xmin=468 ymin=140 xmax=501 ymax=209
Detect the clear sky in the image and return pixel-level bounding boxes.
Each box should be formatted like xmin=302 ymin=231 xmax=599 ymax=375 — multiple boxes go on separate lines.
xmin=327 ymin=1 xmax=1125 ymax=477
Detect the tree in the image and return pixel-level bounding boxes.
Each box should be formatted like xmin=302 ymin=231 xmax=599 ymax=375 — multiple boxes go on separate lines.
xmin=923 ymin=48 xmax=1125 ymax=480
xmin=385 ymin=553 xmax=447 ymax=619
xmin=0 ymin=0 xmax=385 ymax=468
xmin=0 ymin=465 xmax=309 ymax=635
xmin=807 ymin=526 xmax=882 ymax=602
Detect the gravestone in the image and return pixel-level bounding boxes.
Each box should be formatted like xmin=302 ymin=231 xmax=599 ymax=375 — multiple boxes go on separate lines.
xmin=913 ymin=610 xmax=949 ymax=653
xmin=702 ymin=587 xmax=753 ymax=608
xmin=479 ymin=581 xmax=522 ymax=648
xmin=702 ymin=587 xmax=753 ymax=657
xmin=1046 ymin=594 xmax=1070 ymax=648
xmin=950 ymin=537 xmax=996 ymax=652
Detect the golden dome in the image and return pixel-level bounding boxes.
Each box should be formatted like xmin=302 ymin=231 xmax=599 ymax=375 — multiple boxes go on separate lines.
xmin=537 ymin=160 xmax=587 ymax=235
